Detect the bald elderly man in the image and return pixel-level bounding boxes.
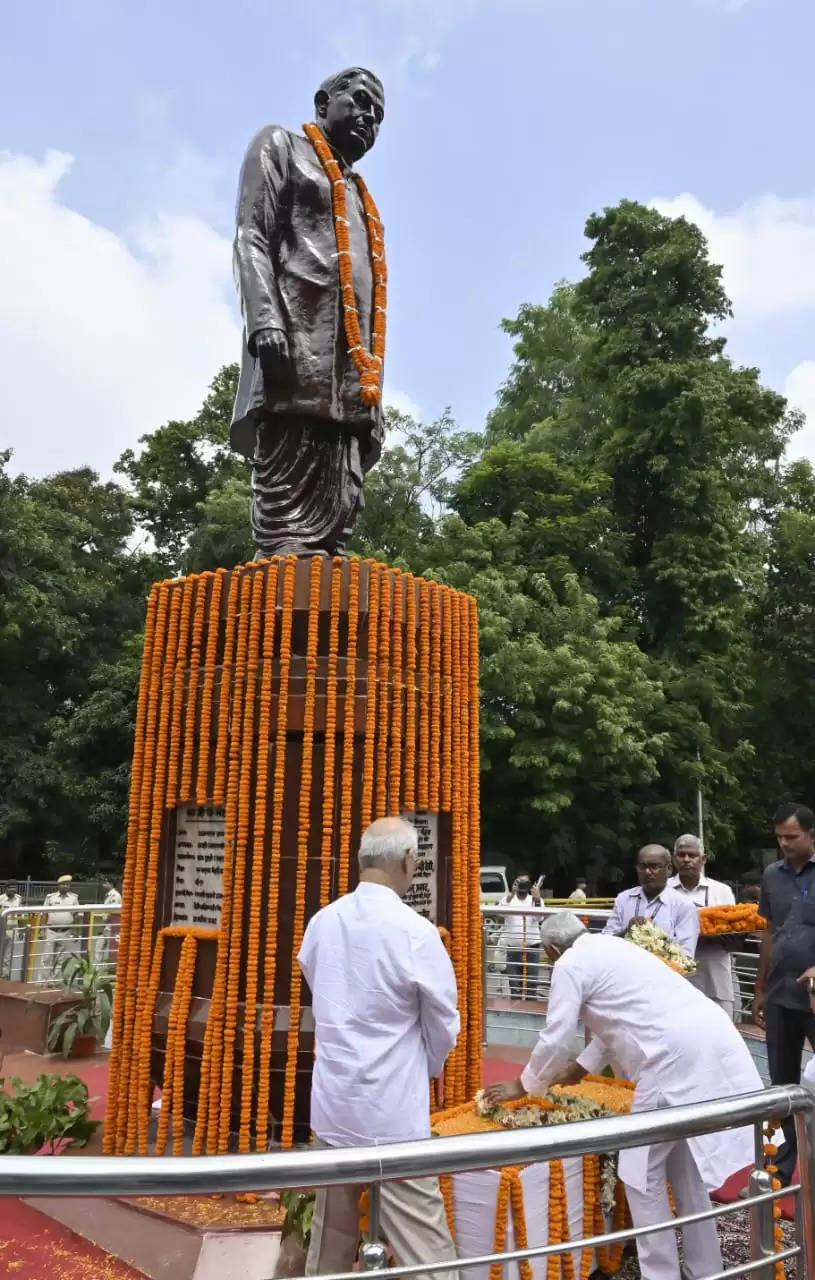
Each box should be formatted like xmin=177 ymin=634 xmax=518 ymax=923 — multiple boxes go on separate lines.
xmin=298 ymin=817 xmax=459 ymax=1279
xmin=603 ymin=844 xmax=699 ymax=959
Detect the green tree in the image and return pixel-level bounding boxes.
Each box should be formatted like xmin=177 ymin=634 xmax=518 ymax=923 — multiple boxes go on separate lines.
xmin=116 ymin=364 xmax=246 ymax=570
xmin=422 ymin=514 xmax=666 ymax=867
xmin=0 ymin=455 xmax=157 ymax=873
xmin=350 ymin=407 xmax=481 ymax=567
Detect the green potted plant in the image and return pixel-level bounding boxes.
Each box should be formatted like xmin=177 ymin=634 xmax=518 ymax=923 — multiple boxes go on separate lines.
xmin=0 ymin=1074 xmax=99 ymax=1153
xmin=47 ymin=951 xmax=114 ymax=1059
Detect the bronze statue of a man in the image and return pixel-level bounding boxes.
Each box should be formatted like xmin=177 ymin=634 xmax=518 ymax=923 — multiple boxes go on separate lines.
xmin=231 ymin=68 xmax=386 ymax=557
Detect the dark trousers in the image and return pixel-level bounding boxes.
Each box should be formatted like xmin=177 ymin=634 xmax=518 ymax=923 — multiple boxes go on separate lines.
xmin=507 ymin=948 xmax=540 ymax=1000
xmin=765 ymin=1001 xmax=815 ymax=1183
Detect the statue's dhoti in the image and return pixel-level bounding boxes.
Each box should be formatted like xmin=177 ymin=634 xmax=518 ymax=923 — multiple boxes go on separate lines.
xmin=251 ymin=415 xmax=365 ymax=557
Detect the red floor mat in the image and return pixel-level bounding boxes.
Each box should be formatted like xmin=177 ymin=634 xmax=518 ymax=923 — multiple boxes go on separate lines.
xmin=0 ymin=1197 xmax=146 ymax=1277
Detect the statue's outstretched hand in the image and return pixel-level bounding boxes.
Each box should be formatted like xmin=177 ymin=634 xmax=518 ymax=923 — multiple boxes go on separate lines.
xmin=255 ymin=327 xmax=293 ymax=390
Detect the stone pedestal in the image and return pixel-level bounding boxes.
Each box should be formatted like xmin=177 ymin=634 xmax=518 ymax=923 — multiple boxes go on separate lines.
xmin=106 ymin=556 xmax=481 ymax=1153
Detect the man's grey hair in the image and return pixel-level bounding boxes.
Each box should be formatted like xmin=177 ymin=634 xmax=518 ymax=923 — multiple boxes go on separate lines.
xmin=358 ymin=816 xmax=418 ymax=870
xmin=539 ymin=912 xmax=587 ymax=953
xmin=674 ymin=833 xmax=704 ymax=855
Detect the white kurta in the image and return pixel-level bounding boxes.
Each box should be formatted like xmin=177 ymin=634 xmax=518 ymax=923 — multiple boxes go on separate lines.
xmin=298 ymin=881 xmax=460 ymax=1147
xmin=501 ymin=895 xmax=543 ymax=949
xmin=520 ymin=934 xmax=761 ymax=1193
xmin=668 ymin=873 xmax=735 ymax=1006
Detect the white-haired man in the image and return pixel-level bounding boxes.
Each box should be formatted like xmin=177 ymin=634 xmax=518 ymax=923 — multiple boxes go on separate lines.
xmin=298 ymin=816 xmax=459 ymax=1279
xmin=485 ymin=913 xmax=761 ymax=1280
xmin=669 ymin=833 xmax=736 ymax=1019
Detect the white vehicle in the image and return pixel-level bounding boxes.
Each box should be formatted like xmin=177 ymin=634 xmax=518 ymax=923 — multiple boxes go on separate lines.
xmin=479 ymin=865 xmax=509 ymax=907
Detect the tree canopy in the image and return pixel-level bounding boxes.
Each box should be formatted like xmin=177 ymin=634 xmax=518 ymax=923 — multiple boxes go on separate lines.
xmin=2 ymin=198 xmax=813 ymax=884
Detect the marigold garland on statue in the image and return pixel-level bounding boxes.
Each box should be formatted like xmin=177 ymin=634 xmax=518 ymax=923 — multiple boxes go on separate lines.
xmin=179 ymin=576 xmax=206 ymax=801
xmin=360 ymin=561 xmax=381 ymax=830
xmin=302 ymin=123 xmax=387 ymax=407
xmin=374 ymin=569 xmax=393 ymax=818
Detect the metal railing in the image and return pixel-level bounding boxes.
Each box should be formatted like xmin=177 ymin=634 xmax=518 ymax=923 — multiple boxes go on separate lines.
xmin=1 ymin=1085 xmax=812 ymax=1278
xmin=6 ymin=878 xmax=107 ymax=906
xmin=0 ymin=903 xmax=121 ymax=986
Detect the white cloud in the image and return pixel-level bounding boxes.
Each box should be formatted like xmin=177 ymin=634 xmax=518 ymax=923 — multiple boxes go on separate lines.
xmin=0 ymin=149 xmax=239 ymax=478
xmin=784 ymin=362 xmax=815 ymax=463
xmin=651 ymin=192 xmax=815 ymax=317
xmin=383 ymin=386 xmax=422 ymax=420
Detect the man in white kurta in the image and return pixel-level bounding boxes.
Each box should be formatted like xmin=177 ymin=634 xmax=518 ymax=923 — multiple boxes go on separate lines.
xmin=603 ymin=844 xmax=699 ymax=958
xmin=486 ymin=914 xmax=762 ymax=1280
xmin=298 ymin=816 xmax=460 ymax=1279
xmin=669 ymin=833 xmax=736 ymax=1019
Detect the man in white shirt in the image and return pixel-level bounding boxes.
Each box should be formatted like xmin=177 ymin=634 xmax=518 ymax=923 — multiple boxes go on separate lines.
xmin=39 ymin=875 xmax=80 ymax=980
xmin=298 ymin=816 xmax=459 ymax=1279
xmin=94 ymin=878 xmax=122 ymax=966
xmin=602 ymin=844 xmax=699 ymax=958
xmin=669 ymin=833 xmax=736 ymax=1019
xmin=501 ymin=875 xmax=543 ymax=999
xmin=485 ymin=913 xmax=762 ymax=1280
xmin=567 ymin=879 xmax=587 ymax=902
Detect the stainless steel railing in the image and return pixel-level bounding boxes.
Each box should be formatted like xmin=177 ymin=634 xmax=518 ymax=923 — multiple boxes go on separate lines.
xmin=1 ymin=1085 xmax=812 ymax=1278
xmin=0 ymin=903 xmax=121 ymax=986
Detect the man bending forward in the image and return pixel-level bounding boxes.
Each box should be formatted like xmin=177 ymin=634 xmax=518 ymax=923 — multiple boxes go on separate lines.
xmin=298 ymin=816 xmax=460 ymax=1278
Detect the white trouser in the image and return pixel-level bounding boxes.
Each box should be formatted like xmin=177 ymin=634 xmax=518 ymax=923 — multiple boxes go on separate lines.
xmin=624 ymin=1138 xmax=722 ymax=1280
xmin=38 ymin=929 xmax=78 ymax=980
xmin=306 ymin=1140 xmax=457 ymax=1280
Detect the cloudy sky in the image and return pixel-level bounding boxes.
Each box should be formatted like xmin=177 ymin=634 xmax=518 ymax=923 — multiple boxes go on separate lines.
xmin=3 ymin=0 xmax=815 ymax=477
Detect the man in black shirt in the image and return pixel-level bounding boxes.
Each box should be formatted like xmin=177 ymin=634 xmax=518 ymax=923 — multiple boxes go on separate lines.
xmin=754 ymin=802 xmax=815 ymax=1184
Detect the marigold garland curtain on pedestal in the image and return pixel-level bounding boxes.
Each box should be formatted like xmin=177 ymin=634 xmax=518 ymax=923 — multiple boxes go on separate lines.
xmin=105 ymin=555 xmax=482 ymax=1153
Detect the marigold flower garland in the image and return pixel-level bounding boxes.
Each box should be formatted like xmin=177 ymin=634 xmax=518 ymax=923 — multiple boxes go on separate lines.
xmin=699 ymin=903 xmax=767 ymax=935
xmin=466 ymin=595 xmax=483 ymax=1094
xmin=166 ymin=575 xmax=197 ymax=807
xmin=763 ymin=1128 xmax=786 ymax=1280
xmin=155 ymin=932 xmax=198 ymax=1155
xmin=375 ymin=569 xmax=393 ymax=818
xmin=213 ymin=570 xmax=242 ymax=805
xmin=255 ymin=555 xmax=296 ymax=1150
xmin=179 ymin=576 xmax=206 ymax=801
xmin=302 ymin=123 xmax=387 ymax=408
xmin=104 ymin=585 xmax=159 ymax=1154
xmin=133 ymin=586 xmax=182 ymax=1154
xmin=337 ymin=559 xmax=360 ymax=896
xmin=547 ymin=1157 xmax=575 ymax=1280
xmin=429 ymin=584 xmax=442 ymax=810
xmin=107 ymin=556 xmax=483 ymax=1156
xmin=319 ymin=559 xmax=343 ymax=908
xmin=239 ymin=560 xmax=279 ymax=1152
xmin=281 ymin=556 xmax=322 ymax=1147
xmin=116 ymin=583 xmax=170 ymax=1153
xmin=218 ymin=569 xmax=261 ymax=1152
xmin=360 ymin=562 xmax=381 ymax=830
xmin=403 ymin=575 xmax=417 ymax=810
xmin=417 ymin=577 xmax=431 ymax=809
xmin=441 ymin=589 xmax=454 ymax=812
xmin=195 ymin=568 xmax=225 ymax=804
xmin=388 ymin=573 xmax=404 ymax=816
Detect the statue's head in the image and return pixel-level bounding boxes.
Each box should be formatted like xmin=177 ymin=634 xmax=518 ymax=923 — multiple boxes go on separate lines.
xmin=314 ymin=67 xmax=385 ymax=165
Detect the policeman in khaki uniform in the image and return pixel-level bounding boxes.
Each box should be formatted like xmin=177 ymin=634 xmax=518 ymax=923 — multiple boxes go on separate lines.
xmin=39 ymin=875 xmax=80 ymax=980
xmin=0 ymin=882 xmax=23 ymax=977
